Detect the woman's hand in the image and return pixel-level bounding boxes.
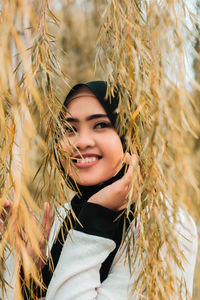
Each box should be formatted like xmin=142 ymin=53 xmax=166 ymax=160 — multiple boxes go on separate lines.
xmin=0 ymin=200 xmax=53 ymax=271
xmin=24 ymin=202 xmax=53 ymax=271
xmin=88 ymin=153 xmax=139 ymax=211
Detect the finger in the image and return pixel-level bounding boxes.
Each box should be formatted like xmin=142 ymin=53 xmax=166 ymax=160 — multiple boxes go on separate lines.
xmin=0 ymin=200 xmax=12 ymax=222
xmin=3 ymin=199 xmax=12 ymax=210
xmin=44 ymin=202 xmax=54 ymax=225
xmin=42 ymin=202 xmax=53 ymax=240
xmin=0 ymin=222 xmax=4 ymax=233
xmin=115 ymin=168 xmax=132 ymax=199
xmin=126 ymin=154 xmax=139 ymax=180
xmin=124 ymin=153 xmax=138 ymax=167
xmin=118 ymin=154 xmax=139 ymax=200
xmin=21 ymin=226 xmax=28 ymax=245
xmin=123 ymin=152 xmax=131 ymax=163
xmin=123 ymin=154 xmax=137 ymax=182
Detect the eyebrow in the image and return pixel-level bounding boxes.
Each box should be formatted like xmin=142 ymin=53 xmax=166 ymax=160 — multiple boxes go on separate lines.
xmin=65 ymin=114 xmax=109 ymax=123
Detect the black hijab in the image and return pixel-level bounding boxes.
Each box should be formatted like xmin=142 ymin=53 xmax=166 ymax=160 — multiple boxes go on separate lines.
xmin=64 ymin=81 xmax=119 ymax=126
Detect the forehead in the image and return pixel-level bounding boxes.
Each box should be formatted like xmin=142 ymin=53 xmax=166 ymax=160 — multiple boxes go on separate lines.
xmin=66 ymin=93 xmax=107 ymax=117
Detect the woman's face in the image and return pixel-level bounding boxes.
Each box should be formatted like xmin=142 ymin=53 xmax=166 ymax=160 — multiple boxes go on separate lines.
xmin=60 ymin=91 xmax=124 ymax=186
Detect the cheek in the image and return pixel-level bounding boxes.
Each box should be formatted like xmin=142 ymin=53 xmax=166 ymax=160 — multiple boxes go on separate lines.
xmin=60 ymin=136 xmax=66 ymax=149
xmin=60 ymin=136 xmax=73 ymax=153
xmin=103 ymin=134 xmax=124 ymax=162
xmin=59 ymin=138 xmax=73 ymax=168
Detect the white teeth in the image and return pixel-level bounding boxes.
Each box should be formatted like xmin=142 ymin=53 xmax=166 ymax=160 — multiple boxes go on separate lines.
xmin=76 ymin=157 xmax=98 ymax=164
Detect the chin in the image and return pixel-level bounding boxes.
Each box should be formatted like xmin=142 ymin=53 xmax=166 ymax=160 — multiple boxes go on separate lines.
xmin=76 ymin=178 xmax=103 ymax=186
xmin=69 ymin=164 xmax=121 ymax=186
xmin=77 ymin=174 xmax=115 ymax=186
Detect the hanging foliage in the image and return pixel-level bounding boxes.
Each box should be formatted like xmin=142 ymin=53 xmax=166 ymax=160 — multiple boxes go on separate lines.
xmin=97 ymin=0 xmax=199 ymax=299
xmin=0 ymin=0 xmax=69 ymax=298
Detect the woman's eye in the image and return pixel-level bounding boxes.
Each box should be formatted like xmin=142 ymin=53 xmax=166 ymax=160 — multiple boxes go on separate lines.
xmin=64 ymin=125 xmax=76 ymax=134
xmin=95 ymin=122 xmax=112 ymax=129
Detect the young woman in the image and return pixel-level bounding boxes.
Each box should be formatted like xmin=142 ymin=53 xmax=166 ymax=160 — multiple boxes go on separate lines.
xmin=44 ymin=81 xmax=197 ymax=300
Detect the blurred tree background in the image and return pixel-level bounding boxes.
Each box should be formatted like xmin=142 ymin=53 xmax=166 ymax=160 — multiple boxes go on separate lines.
xmin=0 ymin=0 xmax=199 ymax=299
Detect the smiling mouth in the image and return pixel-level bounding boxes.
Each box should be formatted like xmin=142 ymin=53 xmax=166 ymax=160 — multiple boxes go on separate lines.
xmin=72 ymin=155 xmax=102 ymax=166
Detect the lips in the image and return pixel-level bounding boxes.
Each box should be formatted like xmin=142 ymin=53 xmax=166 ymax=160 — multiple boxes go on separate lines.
xmin=72 ymin=153 xmax=102 ymax=168
xmin=75 ymin=156 xmax=98 ymax=164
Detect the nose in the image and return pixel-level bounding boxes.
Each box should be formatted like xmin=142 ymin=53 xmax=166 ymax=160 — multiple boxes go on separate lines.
xmin=73 ymin=129 xmax=95 ymax=150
